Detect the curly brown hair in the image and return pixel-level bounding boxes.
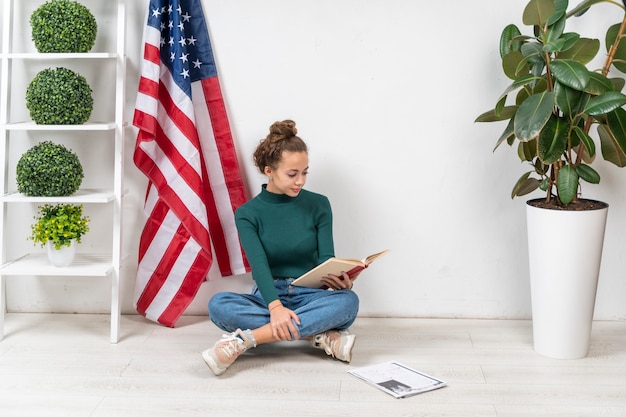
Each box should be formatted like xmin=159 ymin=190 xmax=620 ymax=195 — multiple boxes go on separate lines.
xmin=253 ymin=120 xmax=308 ymax=174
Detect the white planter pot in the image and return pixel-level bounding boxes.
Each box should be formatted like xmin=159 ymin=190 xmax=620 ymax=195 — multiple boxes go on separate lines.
xmin=46 ymin=240 xmax=77 ymax=267
xmin=526 ymin=199 xmax=608 ymax=359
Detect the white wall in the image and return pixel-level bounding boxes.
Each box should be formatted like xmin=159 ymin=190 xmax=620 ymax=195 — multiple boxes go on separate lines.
xmin=3 ymin=0 xmax=625 ymax=321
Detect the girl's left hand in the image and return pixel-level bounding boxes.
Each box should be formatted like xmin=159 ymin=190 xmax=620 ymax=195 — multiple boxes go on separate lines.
xmin=321 ymin=270 xmax=361 ymax=290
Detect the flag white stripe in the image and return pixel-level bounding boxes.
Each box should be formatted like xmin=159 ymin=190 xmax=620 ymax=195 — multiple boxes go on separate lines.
xmin=135 ymin=185 xmax=205 ymax=321
xmin=139 ymin=139 xmax=209 ymax=228
xmin=145 ymin=233 xmax=202 ymax=322
xmin=134 ymin=91 xmax=159 ymax=120
xmin=192 ymin=84 xmax=247 ymax=273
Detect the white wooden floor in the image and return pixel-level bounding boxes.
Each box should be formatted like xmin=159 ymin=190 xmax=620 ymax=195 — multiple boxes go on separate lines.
xmin=0 ymin=314 xmax=625 ymax=417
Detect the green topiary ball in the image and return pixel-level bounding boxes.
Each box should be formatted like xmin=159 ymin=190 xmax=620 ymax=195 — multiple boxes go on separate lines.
xmin=16 ymin=141 xmax=84 ymax=196
xmin=30 ymin=0 xmax=97 ymax=53
xmin=26 ymin=67 xmax=93 ymax=125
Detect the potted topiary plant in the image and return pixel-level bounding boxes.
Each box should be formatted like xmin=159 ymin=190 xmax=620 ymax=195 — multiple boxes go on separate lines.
xmin=475 ymin=0 xmax=626 ymax=359
xmin=30 ymin=0 xmax=97 ymax=53
xmin=29 ymin=203 xmax=89 ymax=267
xmin=16 ymin=141 xmax=84 ymax=196
xmin=26 ymin=67 xmax=94 ymax=125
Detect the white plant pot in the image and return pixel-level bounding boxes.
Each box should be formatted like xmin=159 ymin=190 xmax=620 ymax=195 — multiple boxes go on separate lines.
xmin=526 ymin=199 xmax=608 ymax=359
xmin=46 ymin=240 xmax=76 ymax=267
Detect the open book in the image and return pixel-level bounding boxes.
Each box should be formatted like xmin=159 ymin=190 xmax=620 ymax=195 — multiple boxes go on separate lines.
xmin=292 ymin=249 xmax=389 ymax=289
xmin=348 ymin=361 xmax=447 ymax=399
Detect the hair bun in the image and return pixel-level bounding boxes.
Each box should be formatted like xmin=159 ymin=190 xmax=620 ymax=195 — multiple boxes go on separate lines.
xmin=253 ymin=120 xmax=307 ymax=173
xmin=268 ymin=120 xmax=297 ymax=142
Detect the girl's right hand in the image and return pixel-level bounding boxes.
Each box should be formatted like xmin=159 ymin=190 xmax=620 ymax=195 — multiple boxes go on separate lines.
xmin=269 ymin=304 xmax=300 ymax=341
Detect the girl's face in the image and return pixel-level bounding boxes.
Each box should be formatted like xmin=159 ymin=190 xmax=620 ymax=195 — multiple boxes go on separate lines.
xmin=265 ymin=150 xmax=309 ymax=197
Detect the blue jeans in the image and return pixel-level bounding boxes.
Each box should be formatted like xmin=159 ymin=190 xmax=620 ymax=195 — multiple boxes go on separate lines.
xmin=208 ymin=278 xmax=359 ymax=338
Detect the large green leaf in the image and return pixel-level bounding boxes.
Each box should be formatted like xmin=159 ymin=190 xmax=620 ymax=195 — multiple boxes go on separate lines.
xmin=524 ymin=76 xmax=548 ymax=101
xmin=516 ymin=87 xmax=531 ymax=105
xmin=611 ymin=78 xmax=626 ymax=93
xmin=554 ymin=81 xmax=584 ymax=116
xmin=598 ymin=123 xmax=626 ymax=167
xmin=521 ymin=42 xmax=546 ymax=65
xmin=543 ymin=39 xmax=566 ymax=54
xmin=494 ymin=117 xmax=516 ymax=151
xmin=566 ymin=0 xmax=616 ymax=17
xmin=495 ymin=96 xmax=507 ymax=117
xmin=545 ymin=32 xmax=580 ymax=54
xmin=538 ymin=115 xmax=568 ymax=163
xmin=585 ymin=72 xmax=616 ymax=95
xmin=523 ymin=0 xmax=556 ymax=26
xmin=503 ymin=51 xmax=529 ymax=80
xmin=500 ymin=24 xmax=522 ymax=58
xmin=576 ymin=163 xmax=601 ymax=184
xmin=512 ymin=172 xmax=541 ymax=198
xmin=518 ymin=138 xmax=538 ymax=161
xmin=557 ymin=164 xmax=579 ymax=205
xmin=573 ymin=125 xmax=596 ymax=158
xmin=606 ymin=23 xmax=626 ymax=74
xmin=584 ymin=92 xmax=626 ymax=116
xmin=475 ymin=106 xmax=517 ymax=122
xmin=534 ymin=157 xmax=549 ymax=175
xmin=544 ymin=17 xmax=566 ymax=48
xmin=514 ymin=91 xmax=555 ymax=141
xmin=548 ymin=0 xmax=569 ymax=25
xmin=498 ymin=74 xmax=543 ymax=102
xmin=606 ymin=107 xmax=626 ymax=155
xmin=550 ymin=60 xmax=591 ymax=91
xmin=557 ymin=38 xmax=600 ymax=64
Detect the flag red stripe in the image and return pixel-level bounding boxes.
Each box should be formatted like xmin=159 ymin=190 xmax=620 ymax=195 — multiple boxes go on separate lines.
xmin=133 ymin=101 xmax=158 ymax=137
xmin=201 ymin=78 xmax=247 ymax=204
xmin=143 ymin=42 xmax=160 ymax=66
xmin=157 ymin=251 xmax=212 ymax=326
xmin=137 ymin=77 xmax=159 ymax=104
xmin=151 ymin=84 xmax=207 ymax=200
xmin=199 ymin=78 xmax=248 ymax=275
xmin=137 ymin=194 xmax=169 ymax=264
xmin=199 ymin=164 xmax=232 ymax=273
xmin=156 ymin=81 xmax=202 ymax=153
xmin=136 ymin=223 xmax=191 ymax=316
xmin=134 ymin=145 xmax=212 ymax=252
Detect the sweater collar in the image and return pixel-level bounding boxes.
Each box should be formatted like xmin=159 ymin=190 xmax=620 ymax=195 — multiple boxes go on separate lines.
xmin=258 ymin=184 xmax=300 ymax=204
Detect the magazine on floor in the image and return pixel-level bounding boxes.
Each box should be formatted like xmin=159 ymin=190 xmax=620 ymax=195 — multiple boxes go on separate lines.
xmin=348 ymin=361 xmax=447 ymax=399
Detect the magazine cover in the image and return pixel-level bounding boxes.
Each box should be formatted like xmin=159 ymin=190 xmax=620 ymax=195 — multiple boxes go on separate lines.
xmin=348 ymin=361 xmax=447 ymax=399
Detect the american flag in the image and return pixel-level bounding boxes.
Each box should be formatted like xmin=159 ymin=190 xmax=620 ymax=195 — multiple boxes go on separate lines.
xmin=133 ymin=0 xmax=249 ymax=327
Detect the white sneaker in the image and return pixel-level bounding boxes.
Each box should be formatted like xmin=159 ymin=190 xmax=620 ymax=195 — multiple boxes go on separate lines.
xmin=202 ymin=329 xmax=254 ymax=376
xmin=311 ymin=330 xmax=356 ymax=363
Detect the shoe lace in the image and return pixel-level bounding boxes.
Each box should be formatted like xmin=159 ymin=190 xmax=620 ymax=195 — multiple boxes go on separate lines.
xmin=218 ymin=335 xmax=245 ymax=359
xmin=317 ymin=332 xmax=338 ymax=357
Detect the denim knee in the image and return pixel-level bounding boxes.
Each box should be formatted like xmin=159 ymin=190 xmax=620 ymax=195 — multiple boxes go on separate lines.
xmin=344 ymin=290 xmax=360 ymax=317
xmin=208 ymin=293 xmax=227 ymax=325
xmin=343 ymin=290 xmax=360 ymax=324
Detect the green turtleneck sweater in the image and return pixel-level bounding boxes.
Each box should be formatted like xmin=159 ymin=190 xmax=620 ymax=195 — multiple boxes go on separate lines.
xmin=235 ymin=185 xmax=335 ymax=305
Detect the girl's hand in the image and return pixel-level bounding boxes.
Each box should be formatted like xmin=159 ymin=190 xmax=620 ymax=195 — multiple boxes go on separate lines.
xmin=321 ymin=270 xmax=361 ymax=290
xmin=269 ymin=304 xmax=300 ymax=340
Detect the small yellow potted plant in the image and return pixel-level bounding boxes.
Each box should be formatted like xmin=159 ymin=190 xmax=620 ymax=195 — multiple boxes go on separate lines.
xmin=30 ymin=203 xmax=89 ymax=267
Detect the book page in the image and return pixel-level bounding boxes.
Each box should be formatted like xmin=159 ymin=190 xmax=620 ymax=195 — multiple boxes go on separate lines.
xmin=364 ymin=249 xmax=391 ymax=265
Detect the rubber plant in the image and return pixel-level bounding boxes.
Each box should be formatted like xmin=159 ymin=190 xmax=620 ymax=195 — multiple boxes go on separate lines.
xmin=475 ymin=0 xmax=626 ymax=207
xmin=30 ymin=0 xmax=97 ymax=53
xmin=30 ymin=204 xmax=90 ymax=250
